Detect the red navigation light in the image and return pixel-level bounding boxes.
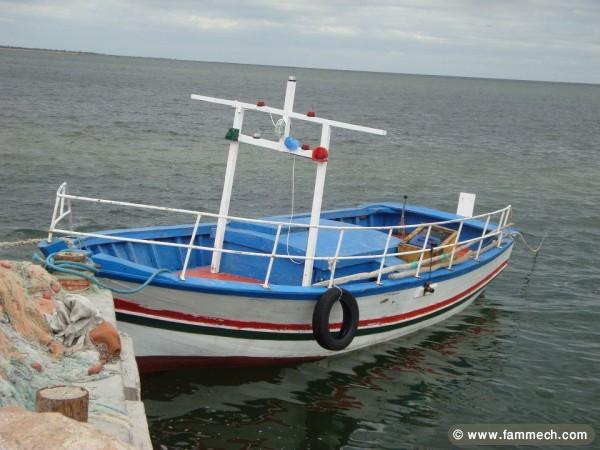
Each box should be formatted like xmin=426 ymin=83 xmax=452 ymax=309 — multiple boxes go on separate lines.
xmin=301 ymin=143 xmax=310 ymax=150
xmin=257 ymin=99 xmax=265 ymax=107
xmin=307 ymin=111 xmax=316 ymax=117
xmin=312 ymin=146 xmax=329 ymax=162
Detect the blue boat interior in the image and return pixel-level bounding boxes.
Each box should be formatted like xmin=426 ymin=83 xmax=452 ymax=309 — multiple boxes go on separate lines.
xmin=39 ymin=202 xmax=502 ymax=287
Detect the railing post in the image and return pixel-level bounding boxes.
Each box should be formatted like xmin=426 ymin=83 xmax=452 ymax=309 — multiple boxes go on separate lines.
xmin=180 ymin=214 xmax=203 ymax=281
xmin=327 ymin=229 xmax=345 ymax=288
xmin=65 ymin=184 xmax=73 ymax=231
xmin=506 ymin=205 xmax=512 ymax=226
xmin=262 ymin=224 xmax=283 ymax=288
xmin=59 ymin=190 xmax=65 ymax=217
xmin=48 ymin=183 xmax=66 ymax=242
xmin=475 ymin=215 xmax=491 ymax=260
xmin=447 ymin=220 xmax=464 ymax=270
xmin=376 ymin=228 xmax=394 ymax=285
xmin=415 ymin=225 xmax=432 ymax=278
xmin=496 ymin=208 xmax=507 ymax=248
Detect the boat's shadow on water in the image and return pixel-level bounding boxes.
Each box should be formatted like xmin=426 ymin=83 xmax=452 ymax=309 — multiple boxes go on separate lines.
xmin=142 ymin=295 xmax=510 ymax=450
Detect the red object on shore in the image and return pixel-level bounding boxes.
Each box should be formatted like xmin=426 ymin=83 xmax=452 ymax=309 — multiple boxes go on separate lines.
xmin=311 ymin=146 xmax=329 ymax=162
xmin=87 ymin=362 xmax=104 ymax=375
xmin=256 ymin=99 xmax=265 ymax=107
xmin=301 ymin=143 xmax=310 ymax=150
xmin=307 ymin=111 xmax=316 ymax=117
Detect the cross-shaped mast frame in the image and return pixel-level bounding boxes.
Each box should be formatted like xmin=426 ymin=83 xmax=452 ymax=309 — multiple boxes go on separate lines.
xmin=190 ymin=76 xmax=387 ymax=287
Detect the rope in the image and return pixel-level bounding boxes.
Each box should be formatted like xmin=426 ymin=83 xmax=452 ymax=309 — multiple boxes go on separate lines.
xmin=511 ymin=231 xmax=547 ymax=254
xmin=286 ymin=156 xmax=303 ymax=265
xmin=0 ymin=238 xmax=43 ymax=249
xmin=32 ymin=252 xmax=170 ymax=294
xmin=272 ymin=107 xmax=296 ymax=264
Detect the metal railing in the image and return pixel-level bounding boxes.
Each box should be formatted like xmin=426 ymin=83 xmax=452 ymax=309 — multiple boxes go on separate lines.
xmin=48 ymin=183 xmax=513 ymax=288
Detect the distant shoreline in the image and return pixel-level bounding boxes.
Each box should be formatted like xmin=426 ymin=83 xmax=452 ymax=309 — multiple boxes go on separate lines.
xmin=0 ymin=45 xmax=90 ymax=56
xmin=1 ymin=45 xmax=596 ymax=86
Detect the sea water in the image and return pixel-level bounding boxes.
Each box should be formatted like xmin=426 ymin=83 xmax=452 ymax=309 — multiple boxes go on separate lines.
xmin=1 ymin=49 xmax=599 ymax=449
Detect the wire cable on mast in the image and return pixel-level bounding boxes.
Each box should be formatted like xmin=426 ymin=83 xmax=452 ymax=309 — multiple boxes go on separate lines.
xmin=286 ymin=156 xmax=302 ymax=264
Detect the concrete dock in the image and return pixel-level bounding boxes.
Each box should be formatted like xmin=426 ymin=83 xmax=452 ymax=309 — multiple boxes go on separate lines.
xmin=74 ymin=288 xmax=152 ymax=450
xmin=0 ymin=257 xmax=152 ymax=449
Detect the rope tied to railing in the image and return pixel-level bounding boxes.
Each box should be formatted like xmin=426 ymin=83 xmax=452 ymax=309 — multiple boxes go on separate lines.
xmin=32 ymin=252 xmax=170 ymax=295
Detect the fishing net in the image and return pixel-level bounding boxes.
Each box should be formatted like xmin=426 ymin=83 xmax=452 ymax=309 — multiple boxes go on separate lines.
xmin=0 ymin=261 xmax=105 ymax=410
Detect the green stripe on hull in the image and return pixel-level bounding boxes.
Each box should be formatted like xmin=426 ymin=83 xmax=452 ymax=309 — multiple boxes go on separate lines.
xmin=116 ymin=288 xmax=484 ymax=341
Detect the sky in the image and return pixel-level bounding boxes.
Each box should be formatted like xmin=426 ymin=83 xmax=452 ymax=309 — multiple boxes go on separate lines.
xmin=1 ymin=0 xmax=599 ymax=84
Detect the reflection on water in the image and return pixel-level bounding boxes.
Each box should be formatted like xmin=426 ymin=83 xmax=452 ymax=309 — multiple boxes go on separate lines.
xmin=142 ymin=297 xmax=503 ymax=449
xmin=518 ymin=251 xmax=540 ymax=300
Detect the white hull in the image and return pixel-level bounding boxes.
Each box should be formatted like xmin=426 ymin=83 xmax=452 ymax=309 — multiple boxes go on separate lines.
xmin=118 ymin=288 xmax=483 ymax=359
xmin=111 ymin=247 xmax=511 ymax=371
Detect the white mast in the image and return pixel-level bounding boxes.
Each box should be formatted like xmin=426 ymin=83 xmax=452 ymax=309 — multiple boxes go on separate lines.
xmin=210 ymin=104 xmax=244 ymax=273
xmin=302 ymin=124 xmax=330 ymax=286
xmin=191 ymin=77 xmax=386 ymax=284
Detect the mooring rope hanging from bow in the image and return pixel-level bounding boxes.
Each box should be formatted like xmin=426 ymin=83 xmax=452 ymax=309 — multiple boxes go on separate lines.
xmin=511 ymin=231 xmax=547 ymax=254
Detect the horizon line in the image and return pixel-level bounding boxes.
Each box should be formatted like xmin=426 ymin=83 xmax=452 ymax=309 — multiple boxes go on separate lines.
xmin=1 ymin=44 xmax=598 ymax=87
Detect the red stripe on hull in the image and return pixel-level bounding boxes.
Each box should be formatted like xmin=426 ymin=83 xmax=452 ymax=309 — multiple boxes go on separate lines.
xmin=137 ymin=355 xmax=321 ymax=373
xmin=115 ymin=260 xmax=508 ymax=332
xmin=365 ymin=260 xmax=508 ymax=327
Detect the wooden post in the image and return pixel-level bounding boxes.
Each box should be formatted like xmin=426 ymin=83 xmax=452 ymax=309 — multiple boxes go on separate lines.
xmin=36 ymin=385 xmax=89 ymax=422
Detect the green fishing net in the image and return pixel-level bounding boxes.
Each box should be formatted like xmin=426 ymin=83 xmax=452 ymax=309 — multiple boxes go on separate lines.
xmin=0 ymin=261 xmax=103 ymax=410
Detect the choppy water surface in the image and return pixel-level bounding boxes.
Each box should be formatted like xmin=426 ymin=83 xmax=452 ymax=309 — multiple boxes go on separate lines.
xmin=1 ymin=50 xmax=599 ymax=449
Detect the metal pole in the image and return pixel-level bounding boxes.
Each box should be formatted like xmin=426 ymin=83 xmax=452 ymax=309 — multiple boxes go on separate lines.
xmin=376 ymin=228 xmax=394 ymax=285
xmin=66 ymin=184 xmax=73 ymax=231
xmin=211 ymin=105 xmax=244 ymax=273
xmin=399 ymin=195 xmax=408 ymax=239
xmin=262 ymin=224 xmax=282 ymax=288
xmin=328 ymin=229 xmax=345 ymax=288
xmin=497 ymin=209 xmax=507 ymax=247
xmin=415 ymin=225 xmax=432 ymax=278
xmin=447 ymin=220 xmax=464 ymax=270
xmin=302 ymin=123 xmax=331 ymax=286
xmin=180 ymin=214 xmax=203 ymax=281
xmin=282 ymin=76 xmax=296 ymax=141
xmin=48 ymin=183 xmax=66 ymax=242
xmin=475 ymin=215 xmax=491 ymax=260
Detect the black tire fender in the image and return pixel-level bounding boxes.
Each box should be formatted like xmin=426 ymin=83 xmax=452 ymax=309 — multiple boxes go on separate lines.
xmin=312 ymin=287 xmax=359 ymax=351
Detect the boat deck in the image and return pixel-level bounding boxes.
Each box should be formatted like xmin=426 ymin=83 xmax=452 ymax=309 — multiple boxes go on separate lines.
xmin=218 ymin=216 xmax=404 ymax=285
xmin=40 ymin=202 xmax=508 ymax=290
xmin=177 ymin=266 xmax=262 ymax=284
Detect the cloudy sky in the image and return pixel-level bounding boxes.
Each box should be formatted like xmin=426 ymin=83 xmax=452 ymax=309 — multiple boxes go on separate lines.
xmin=1 ymin=0 xmax=599 ymax=83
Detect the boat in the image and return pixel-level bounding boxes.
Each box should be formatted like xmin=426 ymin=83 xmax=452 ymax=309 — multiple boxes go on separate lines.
xmin=38 ymin=76 xmax=515 ymax=372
